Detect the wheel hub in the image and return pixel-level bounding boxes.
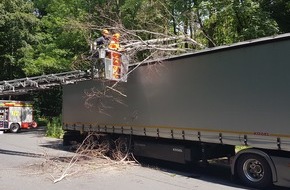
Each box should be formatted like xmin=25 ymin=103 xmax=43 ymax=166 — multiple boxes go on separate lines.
xmin=243 ymin=159 xmax=264 ymax=182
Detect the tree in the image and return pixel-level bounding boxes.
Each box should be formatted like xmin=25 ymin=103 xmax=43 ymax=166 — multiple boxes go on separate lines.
xmin=0 ymin=0 xmax=288 ymax=125
xmin=23 ymin=0 xmax=89 ymax=76
xmin=194 ymin=0 xmax=279 ymax=47
xmin=259 ymin=0 xmax=290 ymax=33
xmin=0 ymin=0 xmax=38 ymax=80
xmin=33 ymin=87 xmax=62 ymax=119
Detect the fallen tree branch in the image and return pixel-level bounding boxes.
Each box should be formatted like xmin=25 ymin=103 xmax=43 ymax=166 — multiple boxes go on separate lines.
xmin=106 ymin=86 xmax=127 ymax=97
xmin=52 ymin=134 xmax=93 ymax=183
xmin=108 ymin=50 xmax=157 ymax=91
xmin=123 ymin=35 xmax=204 ymax=50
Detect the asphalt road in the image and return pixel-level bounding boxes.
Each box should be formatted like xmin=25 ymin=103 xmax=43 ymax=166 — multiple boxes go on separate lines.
xmin=0 ymin=128 xmax=283 ymax=190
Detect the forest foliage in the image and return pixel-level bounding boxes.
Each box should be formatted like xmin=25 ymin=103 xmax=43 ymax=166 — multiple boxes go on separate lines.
xmin=0 ymin=0 xmax=290 ymax=119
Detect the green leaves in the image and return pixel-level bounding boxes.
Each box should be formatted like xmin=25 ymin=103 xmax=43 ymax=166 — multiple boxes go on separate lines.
xmin=0 ymin=0 xmax=37 ymax=80
xmin=45 ymin=116 xmax=64 ymax=139
xmin=0 ymin=0 xmax=90 ymax=78
xmin=193 ymin=0 xmax=279 ymax=46
xmin=259 ymin=0 xmax=290 ymax=33
xmin=21 ymin=0 xmax=89 ymax=75
xmin=0 ymin=0 xmax=288 ymax=81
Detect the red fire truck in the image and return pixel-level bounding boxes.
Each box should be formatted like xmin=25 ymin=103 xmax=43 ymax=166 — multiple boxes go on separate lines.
xmin=0 ymin=100 xmax=37 ymax=133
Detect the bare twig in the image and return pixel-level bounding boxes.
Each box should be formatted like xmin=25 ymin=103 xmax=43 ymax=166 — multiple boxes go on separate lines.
xmin=52 ymin=134 xmax=93 ymax=183
xmin=106 ymin=86 xmax=127 ymax=97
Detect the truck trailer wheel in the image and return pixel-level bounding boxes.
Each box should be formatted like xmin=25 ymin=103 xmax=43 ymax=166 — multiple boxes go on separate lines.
xmin=63 ymin=131 xmax=84 ymax=146
xmin=10 ymin=123 xmax=20 ymax=133
xmin=236 ymin=154 xmax=272 ymax=189
xmin=114 ymin=137 xmax=130 ymax=157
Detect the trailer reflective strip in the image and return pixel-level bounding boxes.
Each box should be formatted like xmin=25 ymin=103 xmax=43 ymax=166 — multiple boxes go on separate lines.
xmin=64 ymin=122 xmax=290 ymax=139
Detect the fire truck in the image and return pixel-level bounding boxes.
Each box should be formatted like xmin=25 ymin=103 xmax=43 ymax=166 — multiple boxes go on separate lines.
xmin=0 ymin=100 xmax=37 ymax=133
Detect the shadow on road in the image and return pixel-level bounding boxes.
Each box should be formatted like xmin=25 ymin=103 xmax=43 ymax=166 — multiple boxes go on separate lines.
xmin=136 ymin=157 xmax=250 ymax=189
xmin=0 ymin=148 xmax=44 ymax=158
xmin=18 ymin=126 xmax=46 ymax=136
xmin=140 ymin=157 xmax=290 ymax=190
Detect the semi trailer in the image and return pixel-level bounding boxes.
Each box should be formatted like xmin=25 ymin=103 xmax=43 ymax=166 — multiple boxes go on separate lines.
xmin=62 ymin=33 xmax=290 ymax=189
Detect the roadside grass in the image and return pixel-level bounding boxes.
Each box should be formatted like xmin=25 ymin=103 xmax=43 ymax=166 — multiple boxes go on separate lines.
xmin=36 ymin=117 xmax=49 ymax=126
xmin=45 ymin=116 xmax=64 ymax=139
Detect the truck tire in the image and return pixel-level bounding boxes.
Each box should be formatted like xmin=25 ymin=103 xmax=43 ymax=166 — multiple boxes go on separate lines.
xmin=114 ymin=136 xmax=130 ymax=159
xmin=10 ymin=123 xmax=20 ymax=133
xmin=236 ymin=154 xmax=272 ymax=189
xmin=63 ymin=131 xmax=83 ymax=146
